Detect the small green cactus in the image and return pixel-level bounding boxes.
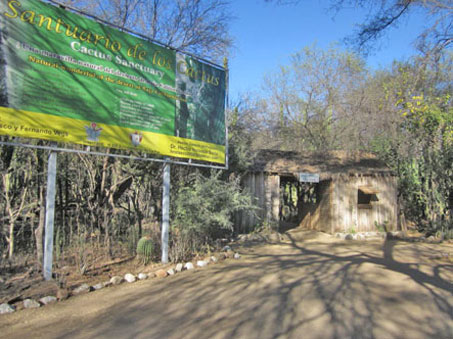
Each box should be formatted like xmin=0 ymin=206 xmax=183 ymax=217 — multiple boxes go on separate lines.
xmin=136 ymin=236 xmax=154 ymax=265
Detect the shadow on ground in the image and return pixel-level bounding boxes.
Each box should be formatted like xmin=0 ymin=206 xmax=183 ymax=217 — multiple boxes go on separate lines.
xmin=1 ymin=231 xmax=452 ymax=339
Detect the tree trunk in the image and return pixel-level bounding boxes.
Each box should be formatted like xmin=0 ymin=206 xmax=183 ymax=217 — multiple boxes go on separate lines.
xmin=8 ymin=220 xmax=14 ymax=258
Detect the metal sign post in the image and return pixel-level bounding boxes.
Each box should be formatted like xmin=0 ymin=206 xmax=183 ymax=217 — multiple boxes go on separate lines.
xmin=43 ymin=146 xmax=58 ymax=280
xmin=161 ymin=159 xmax=170 ymax=263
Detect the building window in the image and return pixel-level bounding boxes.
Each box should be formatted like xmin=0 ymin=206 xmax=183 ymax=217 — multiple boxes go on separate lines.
xmin=358 ymin=186 xmax=379 ymax=209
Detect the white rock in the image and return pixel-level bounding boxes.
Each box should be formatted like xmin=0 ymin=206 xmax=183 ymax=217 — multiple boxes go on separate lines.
xmin=39 ymin=296 xmax=57 ymax=305
xmin=73 ymin=283 xmax=92 ymax=295
xmin=210 ymin=256 xmax=218 ymax=263
xmin=0 ymin=303 xmax=15 ymax=314
xmin=23 ymin=299 xmax=41 ymax=309
xmin=138 ymin=273 xmax=148 ymax=280
xmin=184 ymin=262 xmax=194 ymax=270
xmin=124 ymin=273 xmax=136 ymax=283
xmin=175 ymin=263 xmax=184 ymax=272
xmin=92 ymin=283 xmax=104 ymax=290
xmin=167 ymin=268 xmax=176 ymax=276
xmin=197 ymin=260 xmax=208 ymax=267
xmin=222 ymin=245 xmax=231 ymax=251
xmin=234 ymin=253 xmax=241 ymax=259
xmin=110 ymin=276 xmax=124 ymax=285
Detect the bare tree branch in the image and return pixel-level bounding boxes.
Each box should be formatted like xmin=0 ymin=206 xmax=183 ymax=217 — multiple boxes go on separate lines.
xmin=267 ymin=0 xmax=453 ymax=55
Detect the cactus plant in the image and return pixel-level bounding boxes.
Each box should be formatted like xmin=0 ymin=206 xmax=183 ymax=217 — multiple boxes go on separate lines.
xmin=136 ymin=236 xmax=155 ymax=265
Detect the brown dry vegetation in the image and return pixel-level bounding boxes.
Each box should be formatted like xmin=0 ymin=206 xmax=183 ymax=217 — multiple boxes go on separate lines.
xmin=1 ymin=243 xmax=166 ymax=310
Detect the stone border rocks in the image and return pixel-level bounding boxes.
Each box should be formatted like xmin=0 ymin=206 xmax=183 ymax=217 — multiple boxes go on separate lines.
xmin=334 ymin=231 xmax=448 ymax=244
xmin=0 ymin=303 xmax=16 ymax=314
xmin=0 ymin=248 xmax=240 ymax=316
xmin=175 ymin=263 xmax=183 ymax=272
xmin=197 ymin=260 xmax=208 ymax=267
xmin=124 ymin=273 xmax=136 ymax=283
xmin=184 ymin=262 xmax=194 ymax=270
xmin=72 ymin=284 xmax=92 ymax=296
xmin=155 ymin=269 xmax=168 ymax=278
xmin=335 ymin=231 xmax=402 ymax=241
xmin=138 ymin=273 xmax=148 ymax=280
xmin=110 ymin=276 xmax=124 ymax=285
xmin=23 ymin=299 xmax=41 ymax=309
xmin=39 ymin=296 xmax=57 ymax=305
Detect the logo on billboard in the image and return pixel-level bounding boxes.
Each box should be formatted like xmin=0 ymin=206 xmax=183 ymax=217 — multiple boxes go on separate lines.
xmin=85 ymin=123 xmax=102 ymax=142
xmin=130 ymin=131 xmax=143 ymax=146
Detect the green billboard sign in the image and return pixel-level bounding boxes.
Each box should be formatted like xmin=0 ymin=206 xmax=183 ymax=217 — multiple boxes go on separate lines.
xmin=0 ymin=0 xmax=226 ymax=164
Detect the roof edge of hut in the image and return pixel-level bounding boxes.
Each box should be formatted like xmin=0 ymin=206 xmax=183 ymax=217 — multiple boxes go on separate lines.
xmin=248 ymin=149 xmax=395 ymax=178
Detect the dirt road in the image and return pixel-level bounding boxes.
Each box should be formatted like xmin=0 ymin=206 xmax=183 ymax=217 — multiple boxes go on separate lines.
xmin=1 ymin=230 xmax=452 ymax=339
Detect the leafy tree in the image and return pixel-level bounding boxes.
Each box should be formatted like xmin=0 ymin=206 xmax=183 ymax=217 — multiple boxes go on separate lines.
xmin=364 ymin=53 xmax=453 ymax=233
xmin=397 ymin=93 xmax=453 ymax=232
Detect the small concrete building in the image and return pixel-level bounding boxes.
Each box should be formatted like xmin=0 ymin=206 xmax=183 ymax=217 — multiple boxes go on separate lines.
xmin=237 ymin=150 xmax=398 ymax=234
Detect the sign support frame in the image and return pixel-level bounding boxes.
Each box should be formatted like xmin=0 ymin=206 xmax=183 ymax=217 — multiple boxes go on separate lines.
xmin=43 ymin=143 xmax=58 ymax=281
xmin=161 ymin=159 xmax=170 ymax=263
xmin=0 ymin=141 xmax=227 ymax=170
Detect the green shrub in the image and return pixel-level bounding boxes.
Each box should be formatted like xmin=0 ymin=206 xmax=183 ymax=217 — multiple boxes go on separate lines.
xmin=431 ymin=220 xmax=453 ymax=240
xmin=443 ymin=229 xmax=453 ymax=240
xmin=170 ymin=170 xmax=256 ymax=262
xmin=136 ymin=236 xmax=155 ymax=265
xmin=426 ymin=219 xmax=452 ymax=239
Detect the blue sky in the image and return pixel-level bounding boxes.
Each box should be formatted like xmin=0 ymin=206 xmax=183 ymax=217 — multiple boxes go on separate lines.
xmin=228 ymin=0 xmax=428 ymax=99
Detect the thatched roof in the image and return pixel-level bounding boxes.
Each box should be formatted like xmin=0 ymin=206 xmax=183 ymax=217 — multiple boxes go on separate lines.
xmin=249 ymin=149 xmax=394 ymax=179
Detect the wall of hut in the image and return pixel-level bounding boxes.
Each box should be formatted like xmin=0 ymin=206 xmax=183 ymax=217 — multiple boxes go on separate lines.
xmin=236 ymin=172 xmax=279 ymax=233
xmin=331 ymin=175 xmax=397 ymax=233
xmin=237 ymin=172 xmax=397 ymax=234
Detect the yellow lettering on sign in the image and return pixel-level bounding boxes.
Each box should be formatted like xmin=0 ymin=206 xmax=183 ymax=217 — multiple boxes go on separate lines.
xmin=3 ymin=0 xmax=21 ymax=19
